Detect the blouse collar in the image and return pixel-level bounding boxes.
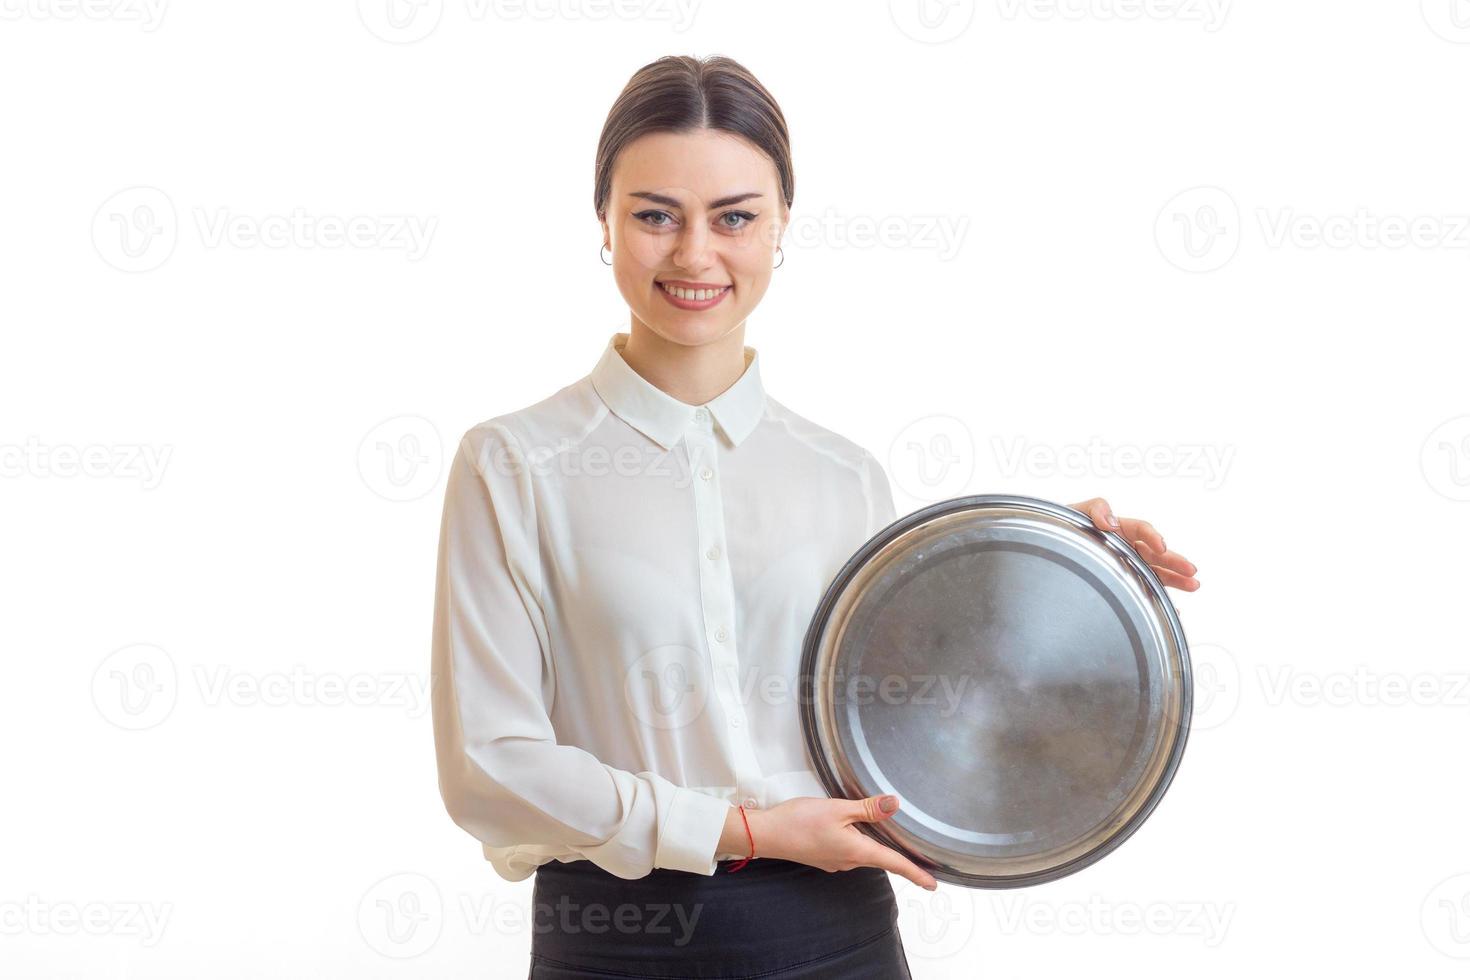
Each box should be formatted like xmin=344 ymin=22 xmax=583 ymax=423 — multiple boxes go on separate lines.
xmin=589 ymin=331 xmax=766 ymax=451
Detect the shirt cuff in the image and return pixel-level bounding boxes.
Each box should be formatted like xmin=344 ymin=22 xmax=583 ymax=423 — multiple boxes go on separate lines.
xmin=655 ymin=787 xmax=731 ymax=876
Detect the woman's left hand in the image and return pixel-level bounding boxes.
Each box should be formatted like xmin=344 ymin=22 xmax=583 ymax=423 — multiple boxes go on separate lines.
xmin=1069 ymin=497 xmax=1200 ymax=592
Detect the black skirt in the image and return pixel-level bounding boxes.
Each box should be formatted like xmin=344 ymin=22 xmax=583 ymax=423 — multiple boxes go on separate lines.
xmin=527 ymin=856 xmax=912 ymax=979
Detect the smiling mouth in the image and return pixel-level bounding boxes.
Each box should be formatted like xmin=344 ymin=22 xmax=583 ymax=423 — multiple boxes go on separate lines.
xmin=657 ymin=281 xmax=732 ymax=301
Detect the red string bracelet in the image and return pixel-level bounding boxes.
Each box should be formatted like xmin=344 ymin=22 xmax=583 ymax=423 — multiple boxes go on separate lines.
xmin=726 ymin=804 xmax=755 ymax=872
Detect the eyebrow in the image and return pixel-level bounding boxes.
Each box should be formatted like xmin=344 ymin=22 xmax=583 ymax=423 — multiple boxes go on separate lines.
xmin=628 ymin=191 xmax=764 ymax=209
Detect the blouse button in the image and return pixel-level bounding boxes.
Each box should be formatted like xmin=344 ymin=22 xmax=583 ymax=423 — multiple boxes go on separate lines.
xmin=714 ymin=625 xmax=728 ymax=642
xmin=694 ymin=408 xmax=708 ymax=423
xmin=729 ymin=715 xmax=743 ymax=728
xmin=742 ymin=797 xmax=758 ymax=809
xmin=706 ymin=545 xmax=721 ymax=561
xmin=699 ymin=467 xmax=713 ymax=481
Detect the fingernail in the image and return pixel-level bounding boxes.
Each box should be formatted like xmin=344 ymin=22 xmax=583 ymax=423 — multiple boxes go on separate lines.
xmin=1107 ymin=514 xmax=1119 ymax=528
xmin=880 ymin=796 xmax=897 ymax=813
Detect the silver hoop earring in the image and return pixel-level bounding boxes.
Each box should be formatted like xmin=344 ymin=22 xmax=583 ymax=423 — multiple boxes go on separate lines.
xmin=774 ymin=246 xmax=784 ymax=269
xmin=600 ymin=244 xmax=612 ymax=266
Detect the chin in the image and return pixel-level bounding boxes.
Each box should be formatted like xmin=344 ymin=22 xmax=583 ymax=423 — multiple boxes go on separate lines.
xmin=644 ymin=317 xmax=734 ymax=347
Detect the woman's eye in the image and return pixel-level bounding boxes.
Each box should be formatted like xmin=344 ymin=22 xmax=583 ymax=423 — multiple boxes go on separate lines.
xmin=720 ymin=211 xmax=757 ymax=230
xmin=634 ymin=209 xmax=675 ymax=227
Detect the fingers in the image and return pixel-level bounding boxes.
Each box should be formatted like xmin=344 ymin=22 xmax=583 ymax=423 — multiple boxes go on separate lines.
xmin=1070 ymin=497 xmax=1120 ymax=531
xmin=1119 ymin=517 xmax=1165 ymax=554
xmin=1152 ymin=566 xmax=1201 ymax=591
xmin=854 ymin=836 xmax=938 ymax=891
xmin=1133 ymin=540 xmax=1200 ymax=590
xmin=1133 ymin=540 xmax=1196 ymax=577
xmin=848 ymin=794 xmax=900 ymax=825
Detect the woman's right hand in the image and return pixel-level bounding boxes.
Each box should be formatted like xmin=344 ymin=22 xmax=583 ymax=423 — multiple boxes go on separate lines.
xmin=728 ymin=796 xmax=938 ymax=891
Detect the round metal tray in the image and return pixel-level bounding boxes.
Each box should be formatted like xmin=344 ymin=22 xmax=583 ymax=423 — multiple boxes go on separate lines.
xmin=799 ymin=494 xmax=1192 ymax=888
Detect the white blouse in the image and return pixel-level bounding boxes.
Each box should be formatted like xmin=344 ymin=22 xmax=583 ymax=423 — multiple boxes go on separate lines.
xmin=431 ymin=331 xmax=897 ymax=881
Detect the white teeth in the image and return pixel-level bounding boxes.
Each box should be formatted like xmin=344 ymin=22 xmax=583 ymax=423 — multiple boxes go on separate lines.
xmin=661 ymin=283 xmax=728 ymax=301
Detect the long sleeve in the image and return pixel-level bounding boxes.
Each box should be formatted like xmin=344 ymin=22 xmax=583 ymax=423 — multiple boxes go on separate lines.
xmin=430 ymin=424 xmax=732 ymax=880
xmin=861 ymin=450 xmax=898 ymax=539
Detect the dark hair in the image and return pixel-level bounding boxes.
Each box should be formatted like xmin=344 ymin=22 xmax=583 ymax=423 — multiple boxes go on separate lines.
xmin=593 ymin=55 xmax=793 ymax=222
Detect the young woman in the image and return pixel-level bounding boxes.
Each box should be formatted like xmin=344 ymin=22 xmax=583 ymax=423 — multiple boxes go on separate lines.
xmin=431 ymin=54 xmax=1201 ymax=979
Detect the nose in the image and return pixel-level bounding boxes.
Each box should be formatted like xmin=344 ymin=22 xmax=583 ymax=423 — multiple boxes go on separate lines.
xmin=671 ymin=220 xmax=714 ymax=273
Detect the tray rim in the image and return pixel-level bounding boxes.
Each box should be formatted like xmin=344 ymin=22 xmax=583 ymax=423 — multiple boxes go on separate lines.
xmin=798 ymin=493 xmax=1194 ymax=889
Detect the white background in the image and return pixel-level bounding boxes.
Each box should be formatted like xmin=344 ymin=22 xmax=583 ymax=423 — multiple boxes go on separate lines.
xmin=3 ymin=1 xmax=1469 ymax=977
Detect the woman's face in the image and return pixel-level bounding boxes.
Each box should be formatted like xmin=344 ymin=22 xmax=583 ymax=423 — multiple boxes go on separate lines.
xmin=601 ymin=128 xmax=787 ymax=348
